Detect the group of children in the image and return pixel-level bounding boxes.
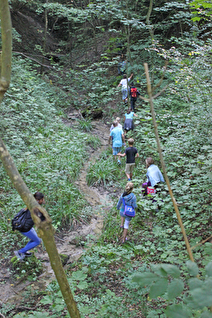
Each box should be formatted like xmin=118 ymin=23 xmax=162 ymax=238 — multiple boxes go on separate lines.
xmin=117 ymin=156 xmax=164 ymax=243
xmin=14 ymin=87 xmax=164 ymax=258
xmin=111 ymin=81 xmax=165 ymax=243
xmin=116 ymin=139 xmax=164 ymax=243
xmin=117 ymin=73 xmax=141 ymax=111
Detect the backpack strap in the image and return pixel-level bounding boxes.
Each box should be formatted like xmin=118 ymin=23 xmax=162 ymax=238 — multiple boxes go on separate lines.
xmin=122 ymin=197 xmax=125 ymax=206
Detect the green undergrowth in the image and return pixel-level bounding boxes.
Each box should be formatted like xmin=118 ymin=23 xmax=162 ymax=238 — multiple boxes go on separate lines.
xmin=11 ymin=253 xmax=43 ymax=282
xmin=86 ymin=148 xmax=124 ymax=187
xmin=0 ymin=57 xmax=96 ymax=260
xmin=73 ymin=45 xmax=212 ymax=317
xmin=1 ymin=42 xmax=212 ymax=318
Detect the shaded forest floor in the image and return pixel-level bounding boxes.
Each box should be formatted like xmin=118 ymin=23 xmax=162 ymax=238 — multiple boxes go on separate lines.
xmin=0 ymin=118 xmax=115 ymax=306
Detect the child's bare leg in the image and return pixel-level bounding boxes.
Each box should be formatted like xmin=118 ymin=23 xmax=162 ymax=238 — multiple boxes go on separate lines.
xmin=122 ymin=228 xmax=128 ymax=242
xmin=120 ymin=217 xmax=125 ymax=227
xmin=125 ymin=172 xmax=130 ymax=179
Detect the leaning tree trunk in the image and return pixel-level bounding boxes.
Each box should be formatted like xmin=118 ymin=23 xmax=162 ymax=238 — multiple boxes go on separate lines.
xmin=0 ymin=1 xmax=81 ymax=317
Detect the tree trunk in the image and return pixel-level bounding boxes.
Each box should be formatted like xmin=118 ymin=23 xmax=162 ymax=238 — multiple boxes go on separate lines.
xmin=0 ymin=0 xmax=12 ymax=103
xmin=0 ymin=1 xmax=81 ymax=317
xmin=41 ymin=0 xmax=48 ymax=75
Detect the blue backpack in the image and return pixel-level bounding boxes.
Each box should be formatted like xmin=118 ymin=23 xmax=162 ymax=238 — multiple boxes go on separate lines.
xmin=122 ymin=198 xmax=136 ymax=217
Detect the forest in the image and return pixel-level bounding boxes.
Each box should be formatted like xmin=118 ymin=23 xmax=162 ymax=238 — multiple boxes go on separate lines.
xmin=0 ymin=0 xmax=212 ymax=317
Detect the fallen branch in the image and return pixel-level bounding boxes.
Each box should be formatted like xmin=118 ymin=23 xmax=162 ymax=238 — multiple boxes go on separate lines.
xmin=13 ymin=51 xmax=54 ymax=69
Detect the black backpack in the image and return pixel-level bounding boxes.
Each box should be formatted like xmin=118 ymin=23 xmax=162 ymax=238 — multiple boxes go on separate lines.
xmin=12 ymin=208 xmax=34 ymax=232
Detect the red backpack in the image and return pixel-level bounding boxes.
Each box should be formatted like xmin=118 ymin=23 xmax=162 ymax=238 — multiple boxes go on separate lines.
xmin=130 ymin=87 xmax=137 ymax=98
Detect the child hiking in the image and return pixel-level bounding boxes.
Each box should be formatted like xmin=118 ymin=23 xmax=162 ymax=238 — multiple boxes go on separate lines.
xmin=117 ymin=182 xmax=137 ymax=243
xmin=118 ymin=138 xmax=139 ymax=181
xmin=110 ymin=117 xmax=122 ymax=132
xmin=13 ymin=192 xmax=44 ymax=260
xmin=124 ymin=108 xmax=138 ymax=136
xmin=109 ymin=121 xmax=125 ymax=164
xmin=129 ymin=82 xmax=140 ymax=112
xmin=117 ymin=73 xmax=133 ymax=103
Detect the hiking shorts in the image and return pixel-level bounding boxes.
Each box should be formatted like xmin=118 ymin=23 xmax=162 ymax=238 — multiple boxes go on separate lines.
xmin=113 ymin=147 xmax=122 ymax=156
xmin=120 ymin=209 xmax=132 ymax=226
xmin=125 ymin=163 xmax=135 ymax=174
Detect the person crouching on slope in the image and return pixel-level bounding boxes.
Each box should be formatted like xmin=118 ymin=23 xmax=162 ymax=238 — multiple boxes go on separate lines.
xmin=142 ymin=157 xmax=165 ymax=195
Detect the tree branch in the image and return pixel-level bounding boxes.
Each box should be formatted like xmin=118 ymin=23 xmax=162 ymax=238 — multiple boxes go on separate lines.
xmin=13 ymin=52 xmax=54 ymax=69
xmin=0 ymin=2 xmax=81 ymax=316
xmin=191 ymin=235 xmax=212 ymax=250
xmin=152 ymin=61 xmax=168 ymax=93
xmin=0 ymin=0 xmax=12 ymax=102
xmin=152 ymin=85 xmax=168 ymax=99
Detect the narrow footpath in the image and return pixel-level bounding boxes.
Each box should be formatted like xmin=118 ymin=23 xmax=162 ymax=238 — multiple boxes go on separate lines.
xmin=0 ymin=118 xmax=113 ymax=304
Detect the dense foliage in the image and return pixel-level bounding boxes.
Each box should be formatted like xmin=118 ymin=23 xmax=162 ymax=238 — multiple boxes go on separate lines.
xmin=0 ymin=0 xmax=212 ymax=317
xmin=0 ymin=57 xmax=95 ymax=261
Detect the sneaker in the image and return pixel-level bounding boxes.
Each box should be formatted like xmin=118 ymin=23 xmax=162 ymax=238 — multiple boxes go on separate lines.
xmin=120 ymin=225 xmax=124 ymax=229
xmin=24 ymin=252 xmax=32 ymax=257
xmin=14 ymin=251 xmax=26 ymax=260
xmin=118 ymin=160 xmax=121 ymax=165
xmin=121 ymin=237 xmax=128 ymax=243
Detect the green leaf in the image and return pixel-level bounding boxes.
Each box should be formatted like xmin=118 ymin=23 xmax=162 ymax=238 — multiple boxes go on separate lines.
xmin=201 ymin=311 xmax=212 ymax=318
xmin=190 ymin=278 xmax=212 ymax=308
xmin=188 ymin=278 xmax=203 ymax=290
xmin=78 ymin=281 xmax=88 ymax=289
xmin=72 ymin=270 xmax=87 ymax=281
xmin=165 ymin=304 xmax=192 ymax=318
xmin=161 ymin=264 xmax=180 ymax=278
xmin=167 ymin=278 xmax=184 ymax=300
xmin=132 ymin=272 xmax=158 ymax=287
xmin=151 ymin=264 xmax=168 ymax=277
xmin=149 ymin=278 xmax=168 ymax=298
xmin=205 ymin=261 xmax=212 ymax=277
xmin=186 ymin=260 xmax=199 ymax=276
xmin=40 ymin=295 xmax=53 ymax=305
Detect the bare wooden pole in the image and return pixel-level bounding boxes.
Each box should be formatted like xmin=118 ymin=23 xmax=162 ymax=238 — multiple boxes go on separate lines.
xmin=144 ymin=63 xmax=194 ymax=262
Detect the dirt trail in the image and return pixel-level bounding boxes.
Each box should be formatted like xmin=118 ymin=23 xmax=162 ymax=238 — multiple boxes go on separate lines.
xmin=0 ymin=118 xmax=113 ymax=304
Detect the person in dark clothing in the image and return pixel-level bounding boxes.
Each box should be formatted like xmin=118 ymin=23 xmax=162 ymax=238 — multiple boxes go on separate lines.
xmin=14 ymin=192 xmax=44 ymax=260
xmin=118 ymin=138 xmax=139 ymax=180
xmin=117 ymin=182 xmax=137 ymax=243
xmin=129 ymin=82 xmax=140 ymax=112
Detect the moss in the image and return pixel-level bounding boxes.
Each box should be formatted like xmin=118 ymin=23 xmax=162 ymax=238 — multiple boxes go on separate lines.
xmin=59 ymin=254 xmax=69 ymax=266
